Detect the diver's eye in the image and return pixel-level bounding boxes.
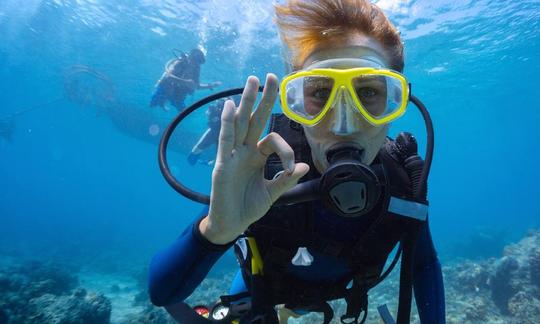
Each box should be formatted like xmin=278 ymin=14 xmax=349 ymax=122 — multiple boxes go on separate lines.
xmin=311 ymin=88 xmax=332 ymax=101
xmin=357 ymin=87 xmax=377 ymax=99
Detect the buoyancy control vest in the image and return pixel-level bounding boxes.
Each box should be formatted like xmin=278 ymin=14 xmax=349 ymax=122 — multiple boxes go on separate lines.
xmin=230 ymin=114 xmax=426 ymax=324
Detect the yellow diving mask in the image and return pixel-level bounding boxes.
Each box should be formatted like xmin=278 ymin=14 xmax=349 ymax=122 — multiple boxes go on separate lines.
xmin=279 ymin=58 xmax=410 ymax=127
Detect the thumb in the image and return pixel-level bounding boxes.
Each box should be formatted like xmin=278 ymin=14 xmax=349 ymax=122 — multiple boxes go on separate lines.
xmin=267 ymin=163 xmax=310 ymax=202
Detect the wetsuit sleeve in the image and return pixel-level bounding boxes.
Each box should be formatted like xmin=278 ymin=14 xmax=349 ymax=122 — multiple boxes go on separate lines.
xmin=413 ymin=220 xmax=446 ymax=323
xmin=148 ymin=209 xmax=235 ymax=306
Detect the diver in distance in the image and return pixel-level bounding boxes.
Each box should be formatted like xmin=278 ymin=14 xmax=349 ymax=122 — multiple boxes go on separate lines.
xmin=187 ymin=98 xmax=227 ymax=166
xmin=150 ymin=48 xmax=222 ymax=112
xmin=187 ymin=96 xmax=242 ymax=166
xmin=149 ymin=1 xmax=445 ymax=323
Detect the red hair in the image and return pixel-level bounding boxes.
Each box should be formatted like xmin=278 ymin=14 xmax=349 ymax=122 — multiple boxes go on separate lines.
xmin=275 ymin=0 xmax=404 ymax=71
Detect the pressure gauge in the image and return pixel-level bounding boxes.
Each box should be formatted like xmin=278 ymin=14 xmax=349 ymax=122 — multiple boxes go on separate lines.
xmin=211 ymin=304 xmax=230 ymax=320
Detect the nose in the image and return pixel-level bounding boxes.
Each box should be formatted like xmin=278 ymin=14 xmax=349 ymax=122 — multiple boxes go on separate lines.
xmin=329 ymin=87 xmax=361 ymax=136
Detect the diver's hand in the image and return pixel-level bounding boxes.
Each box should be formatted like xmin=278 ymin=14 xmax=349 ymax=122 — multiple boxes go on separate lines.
xmin=200 ymin=74 xmax=310 ymax=245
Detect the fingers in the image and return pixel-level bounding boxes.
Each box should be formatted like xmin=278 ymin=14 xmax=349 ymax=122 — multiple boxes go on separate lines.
xmin=267 ymin=162 xmax=310 ymax=202
xmin=216 ymin=100 xmax=236 ymax=163
xmin=245 ymin=74 xmax=279 ymax=145
xmin=217 ymin=73 xmax=279 ymax=164
xmin=258 ymin=132 xmax=295 ymax=173
xmin=258 ymin=132 xmax=310 ymax=202
xmin=234 ymin=76 xmax=259 ymax=148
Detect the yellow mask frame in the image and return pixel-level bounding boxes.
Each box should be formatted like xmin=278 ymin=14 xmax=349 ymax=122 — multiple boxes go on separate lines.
xmin=279 ymin=67 xmax=410 ymax=126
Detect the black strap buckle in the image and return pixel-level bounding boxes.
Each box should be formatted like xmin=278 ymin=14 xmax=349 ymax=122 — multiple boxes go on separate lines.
xmin=340 ymin=280 xmax=368 ymax=324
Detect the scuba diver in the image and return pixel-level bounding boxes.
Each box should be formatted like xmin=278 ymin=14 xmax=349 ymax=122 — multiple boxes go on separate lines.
xmin=150 ymin=48 xmax=222 ymax=112
xmin=149 ymin=1 xmax=445 ymax=323
xmin=187 ymin=98 xmax=227 ymax=166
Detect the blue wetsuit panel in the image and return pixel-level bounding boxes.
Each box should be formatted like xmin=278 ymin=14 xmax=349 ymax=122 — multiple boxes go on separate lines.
xmin=413 ymin=220 xmax=446 ymax=323
xmin=148 ymin=210 xmax=232 ymax=306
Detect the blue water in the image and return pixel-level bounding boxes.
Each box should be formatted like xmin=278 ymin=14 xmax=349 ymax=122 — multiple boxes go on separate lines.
xmin=0 ymin=0 xmax=539 ymax=292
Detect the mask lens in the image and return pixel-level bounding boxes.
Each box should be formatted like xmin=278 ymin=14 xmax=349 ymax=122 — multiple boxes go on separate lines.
xmin=352 ymin=74 xmax=404 ymax=119
xmin=285 ymin=75 xmax=334 ymax=121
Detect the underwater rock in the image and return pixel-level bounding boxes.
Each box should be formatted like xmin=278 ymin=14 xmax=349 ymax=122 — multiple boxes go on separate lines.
xmin=86 ymin=293 xmax=112 ymax=321
xmin=454 ymin=260 xmax=490 ymax=292
xmin=490 ymin=256 xmax=519 ymax=314
xmin=442 ymin=229 xmax=540 ymax=323
xmin=25 ymin=279 xmax=59 ymax=299
xmin=27 ymin=292 xmax=111 ymax=324
xmin=508 ymin=291 xmax=540 ymax=324
xmin=530 ymin=248 xmax=540 ymax=289
xmin=73 ymin=287 xmax=87 ymax=298
xmin=0 ymin=261 xmax=109 ymax=324
xmin=463 ymin=296 xmax=488 ymax=322
xmin=15 ymin=260 xmax=78 ymax=295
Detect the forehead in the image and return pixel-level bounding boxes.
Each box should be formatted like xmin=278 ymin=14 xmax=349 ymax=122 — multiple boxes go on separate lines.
xmin=305 ymin=57 xmax=384 ymax=70
xmin=302 ymin=33 xmax=391 ymax=69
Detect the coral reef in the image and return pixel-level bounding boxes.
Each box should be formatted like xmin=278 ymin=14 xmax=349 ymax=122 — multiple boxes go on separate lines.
xmin=490 ymin=256 xmax=519 ymax=313
xmin=507 ymin=291 xmax=540 ymax=324
xmin=453 ymin=260 xmax=490 ymax=293
xmin=465 ymin=297 xmax=488 ymax=322
xmin=443 ymin=229 xmax=540 ymax=323
xmin=530 ymin=248 xmax=540 ymax=289
xmin=0 ymin=260 xmax=111 ymax=324
xmin=27 ymin=289 xmax=111 ymax=324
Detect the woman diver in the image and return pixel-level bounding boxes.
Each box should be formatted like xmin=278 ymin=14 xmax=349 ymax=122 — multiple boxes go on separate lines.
xmin=149 ymin=0 xmax=445 ymax=323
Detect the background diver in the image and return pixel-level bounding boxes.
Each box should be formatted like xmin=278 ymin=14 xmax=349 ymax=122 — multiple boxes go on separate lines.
xmin=188 ymin=98 xmax=237 ymax=166
xmin=150 ymin=48 xmax=222 ymax=112
xmin=149 ymin=0 xmax=445 ymax=323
